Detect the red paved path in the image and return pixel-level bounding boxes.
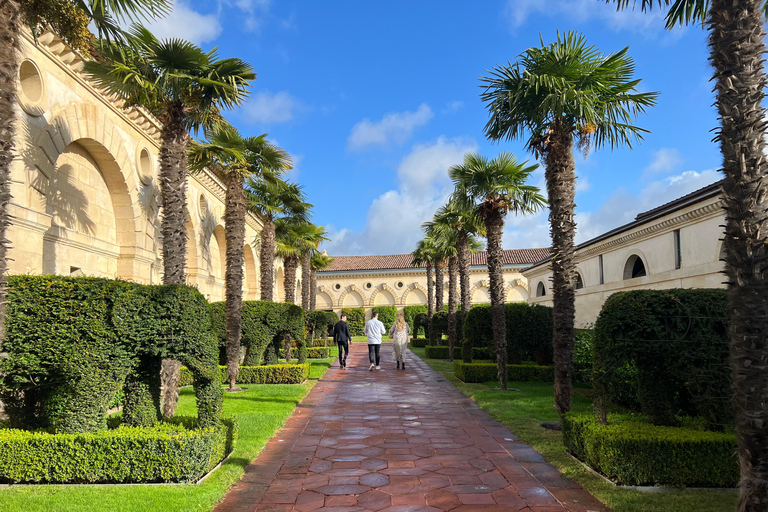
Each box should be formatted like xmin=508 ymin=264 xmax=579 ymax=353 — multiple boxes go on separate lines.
xmin=215 ymin=343 xmax=609 ymax=512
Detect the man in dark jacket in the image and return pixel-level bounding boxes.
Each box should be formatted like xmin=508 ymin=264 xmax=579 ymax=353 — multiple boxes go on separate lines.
xmin=332 ymin=314 xmax=352 ymax=369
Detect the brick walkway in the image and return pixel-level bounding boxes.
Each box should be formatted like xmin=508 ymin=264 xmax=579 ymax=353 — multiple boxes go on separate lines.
xmin=215 ymin=343 xmax=609 ymax=512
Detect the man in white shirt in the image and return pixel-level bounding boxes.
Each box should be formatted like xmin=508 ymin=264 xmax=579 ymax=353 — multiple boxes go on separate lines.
xmin=363 ymin=311 xmax=387 ymax=370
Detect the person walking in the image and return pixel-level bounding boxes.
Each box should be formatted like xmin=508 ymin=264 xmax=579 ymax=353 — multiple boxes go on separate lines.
xmin=332 ymin=314 xmax=352 ymax=370
xmin=389 ymin=313 xmax=410 ymax=370
xmin=364 ymin=311 xmax=386 ymax=371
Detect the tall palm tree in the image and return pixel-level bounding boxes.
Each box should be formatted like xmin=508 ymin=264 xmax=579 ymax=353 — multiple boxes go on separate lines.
xmin=0 ymin=0 xmax=169 ymax=357
xmin=309 ymin=252 xmax=334 ymax=311
xmin=481 ymin=31 xmax=656 ymax=409
xmin=275 ymin=218 xmax=316 ymax=305
xmin=85 ymin=26 xmax=254 ymax=415
xmin=609 ymin=3 xmax=768 ymax=509
xmin=189 ymin=126 xmax=290 ymax=390
xmin=423 ymin=217 xmax=461 ymax=359
xmin=411 ymin=239 xmax=436 ymax=337
xmin=299 ymin=225 xmax=329 ymax=310
xmin=451 ymin=152 xmax=545 ymax=390
xmin=246 ymin=178 xmax=307 ymax=302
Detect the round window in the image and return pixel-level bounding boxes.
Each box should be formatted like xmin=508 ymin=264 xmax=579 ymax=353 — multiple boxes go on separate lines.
xmin=136 ymin=147 xmax=154 ymax=185
xmin=365 ymin=282 xmax=372 ymax=289
xmin=334 ymin=283 xmax=341 ymax=290
xmin=199 ymin=194 xmax=209 ymax=219
xmin=18 ymin=59 xmax=46 ymax=116
xmin=396 ymin=281 xmax=404 ymax=289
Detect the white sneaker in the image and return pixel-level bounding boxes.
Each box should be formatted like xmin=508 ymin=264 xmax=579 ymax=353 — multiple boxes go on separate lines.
xmin=369 ymin=364 xmax=375 ymax=371
xmin=375 ymin=365 xmax=381 ymax=370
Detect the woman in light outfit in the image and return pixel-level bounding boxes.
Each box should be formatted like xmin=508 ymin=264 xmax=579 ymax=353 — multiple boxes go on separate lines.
xmin=389 ymin=314 xmax=411 ymax=370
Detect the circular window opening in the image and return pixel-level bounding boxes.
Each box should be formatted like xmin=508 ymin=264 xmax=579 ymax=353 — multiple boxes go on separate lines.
xmin=623 ymin=255 xmax=647 ymax=279
xmin=396 ymin=281 xmax=404 ymax=289
xmin=536 ymin=282 xmax=546 ymax=297
xmin=365 ymin=282 xmax=372 ymax=289
xmin=334 ymin=283 xmax=341 ymax=290
xmin=137 ymin=147 xmax=154 ymax=184
xmin=199 ymin=194 xmax=209 ymax=219
xmin=19 ymin=60 xmax=43 ymax=103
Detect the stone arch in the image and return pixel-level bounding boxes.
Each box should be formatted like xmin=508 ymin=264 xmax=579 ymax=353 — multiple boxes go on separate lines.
xmin=370 ymin=283 xmax=397 ymax=306
xmin=400 ymin=282 xmax=428 ymax=305
xmin=211 ymin=225 xmax=226 ymax=280
xmin=339 ymin=284 xmax=366 ymax=308
xmin=505 ymin=281 xmax=529 ymax=303
xmin=184 ymin=210 xmax=199 ymax=285
xmin=276 ymin=266 xmax=285 ymax=302
xmin=471 ymin=279 xmax=491 ymax=304
xmin=574 ymin=268 xmax=585 ymax=290
xmin=243 ymin=244 xmax=258 ymax=299
xmin=316 ymin=291 xmax=334 ymax=310
xmin=535 ymin=281 xmax=547 ymax=297
xmin=623 ymin=252 xmax=648 ymax=280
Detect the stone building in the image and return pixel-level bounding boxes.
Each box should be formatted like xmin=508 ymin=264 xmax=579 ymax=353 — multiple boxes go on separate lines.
xmin=316 ymin=248 xmax=549 ymax=318
xmin=11 ymin=30 xmax=297 ymax=302
xmin=523 ymin=182 xmax=725 ymax=327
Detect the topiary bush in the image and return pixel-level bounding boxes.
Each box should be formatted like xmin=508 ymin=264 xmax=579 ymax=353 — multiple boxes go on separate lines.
xmin=410 ymin=338 xmax=428 ymax=348
xmin=593 ymin=289 xmax=730 ymax=428
xmin=371 ymin=305 xmax=397 ymax=330
xmin=341 ymin=307 xmax=365 ymax=336
xmin=562 ymin=413 xmax=738 ymax=487
xmin=179 ymin=363 xmax=310 ymax=386
xmin=453 ymin=361 xmax=554 ymax=383
xmin=463 ymin=302 xmax=553 ymax=365
xmin=413 ymin=312 xmax=428 ymax=337
xmin=403 ymin=305 xmax=427 ymax=329
xmin=0 ymin=417 xmax=237 ymax=484
xmin=429 ymin=311 xmax=448 ymax=346
xmin=306 ymin=310 xmax=338 ymax=346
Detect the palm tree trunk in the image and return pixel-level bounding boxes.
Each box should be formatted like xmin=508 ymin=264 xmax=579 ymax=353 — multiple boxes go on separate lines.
xmin=447 ymin=255 xmax=458 ymax=361
xmin=309 ymin=268 xmax=317 ymax=311
xmin=544 ymin=124 xmax=577 ymax=417
xmin=259 ymin=217 xmax=276 ymax=301
xmin=710 ymin=2 xmax=768 ymax=509
xmin=301 ymin=251 xmax=311 ymax=310
xmin=435 ymin=261 xmax=444 ymax=313
xmin=426 ymin=263 xmax=434 ymax=339
xmin=224 ymin=173 xmax=246 ymax=390
xmin=0 ymin=0 xmax=20 ymax=346
xmin=485 ymin=208 xmax=507 ymax=390
xmin=284 ymin=256 xmax=298 ymax=304
xmin=457 ymin=229 xmax=471 ymax=339
xmin=159 ymin=101 xmax=189 ymax=417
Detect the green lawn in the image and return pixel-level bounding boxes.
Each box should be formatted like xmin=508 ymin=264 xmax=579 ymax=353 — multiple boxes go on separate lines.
xmin=409 ymin=347 xmax=737 ymax=512
xmin=0 ymin=358 xmax=334 ymax=512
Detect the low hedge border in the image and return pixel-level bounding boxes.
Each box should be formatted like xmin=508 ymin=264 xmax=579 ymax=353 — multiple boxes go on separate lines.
xmin=562 ymin=413 xmax=738 ymax=488
xmin=280 ymin=347 xmax=331 ymax=359
xmin=179 ymin=363 xmax=310 ymax=387
xmin=425 ymin=345 xmax=491 ymax=360
xmin=0 ymin=417 xmax=237 ymax=484
xmin=453 ymin=361 xmax=554 ymax=383
xmin=410 ymin=338 xmax=429 ymax=348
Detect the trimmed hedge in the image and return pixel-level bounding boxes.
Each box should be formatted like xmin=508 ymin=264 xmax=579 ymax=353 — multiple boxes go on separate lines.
xmin=463 ymin=302 xmax=553 ymax=364
xmin=413 ymin=312 xmax=428 ymax=337
xmin=179 ymin=363 xmax=310 ymax=386
xmin=429 ymin=311 xmax=448 ymax=346
xmin=453 ymin=361 xmax=554 ymax=383
xmin=0 ymin=417 xmax=237 ymax=484
xmin=410 ymin=338 xmax=429 ymax=348
xmin=424 ymin=346 xmax=491 ymax=360
xmin=306 ymin=310 xmax=338 ymax=343
xmin=372 ymin=305 xmax=397 ymax=330
xmin=209 ymin=300 xmax=306 ymax=367
xmin=403 ymin=305 xmax=427 ymax=328
xmin=562 ymin=413 xmax=738 ymax=488
xmin=281 ymin=347 xmax=330 ymax=359
xmin=593 ymin=289 xmax=729 ymax=428
xmin=342 ymin=307 xmax=365 ymax=336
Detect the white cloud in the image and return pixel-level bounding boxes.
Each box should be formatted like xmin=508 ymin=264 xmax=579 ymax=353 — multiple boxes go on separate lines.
xmin=347 ymin=104 xmax=434 ymax=151
xmin=504 ymin=0 xmax=666 ymax=33
xmin=321 ymin=137 xmax=477 ymax=255
xmin=443 ymin=100 xmax=464 ymax=114
xmin=233 ymin=0 xmax=272 ymax=31
xmin=142 ymin=1 xmax=222 ymax=45
xmin=645 ymin=148 xmax=683 ymax=174
xmin=243 ymin=91 xmax=300 ymax=124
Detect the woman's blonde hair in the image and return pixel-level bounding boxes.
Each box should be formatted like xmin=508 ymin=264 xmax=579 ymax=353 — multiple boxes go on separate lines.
xmin=395 ymin=313 xmax=406 ymax=331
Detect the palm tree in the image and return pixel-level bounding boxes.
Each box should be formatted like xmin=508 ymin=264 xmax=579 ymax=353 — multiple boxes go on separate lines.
xmin=246 ymin=178 xmax=307 ymax=302
xmin=85 ymin=26 xmax=254 ymax=415
xmin=299 ymin=225 xmax=329 ymax=310
xmin=411 ymin=239 xmax=436 ymax=338
xmin=609 ymin=3 xmax=768 ymax=508
xmin=481 ymin=31 xmax=656 ymax=409
xmin=189 ymin=126 xmax=290 ymax=390
xmin=275 ymin=218 xmax=316 ymax=305
xmin=423 ymin=217 xmax=461 ymax=359
xmin=451 ymin=152 xmax=545 ymax=390
xmin=0 ymin=0 xmax=169 ymax=358
xmin=309 ymin=252 xmax=334 ymax=311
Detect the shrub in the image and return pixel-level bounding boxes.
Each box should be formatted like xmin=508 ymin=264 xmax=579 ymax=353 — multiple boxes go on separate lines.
xmin=573 ymin=329 xmax=594 ymax=384
xmin=463 ymin=302 xmax=553 ymax=364
xmin=306 ymin=310 xmax=338 ymax=344
xmin=425 ymin=346 xmax=491 ymax=360
xmin=562 ymin=413 xmax=738 ymax=487
xmin=429 ymin=311 xmax=448 ymax=345
xmin=371 ymin=305 xmax=397 ymax=330
xmin=281 ymin=347 xmax=330 ymax=359
xmin=453 ymin=361 xmax=554 ymax=383
xmin=209 ymin=301 xmax=306 ymax=367
xmin=403 ymin=305 xmax=427 ymax=328
xmin=341 ymin=307 xmax=365 ymax=336
xmin=179 ymin=363 xmax=310 ymax=386
xmin=593 ymin=289 xmax=730 ymax=428
xmin=461 ymin=340 xmax=493 ymax=363
xmin=413 ymin=313 xmax=428 ymax=337
xmin=0 ymin=417 xmax=237 ymax=484
xmin=410 ymin=338 xmax=428 ymax=348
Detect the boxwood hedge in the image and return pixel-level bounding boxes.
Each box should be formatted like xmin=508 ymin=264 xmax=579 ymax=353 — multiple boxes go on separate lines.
xmin=413 ymin=313 xmax=428 ymax=337
xmin=372 ymin=305 xmax=397 ymax=330
xmin=179 ymin=363 xmax=310 ymax=386
xmin=281 ymin=347 xmax=331 ymax=359
xmin=410 ymin=338 xmax=428 ymax=348
xmin=0 ymin=417 xmax=237 ymax=484
xmin=562 ymin=413 xmax=738 ymax=488
xmin=424 ymin=345 xmax=491 ymax=360
xmin=403 ymin=305 xmax=427 ymax=329
xmin=342 ymin=307 xmax=365 ymax=336
xmin=453 ymin=361 xmax=554 ymax=383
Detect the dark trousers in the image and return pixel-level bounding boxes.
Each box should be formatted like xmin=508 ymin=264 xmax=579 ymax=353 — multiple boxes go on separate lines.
xmin=368 ymin=344 xmax=381 ymax=366
xmin=337 ymin=341 xmax=349 ymax=365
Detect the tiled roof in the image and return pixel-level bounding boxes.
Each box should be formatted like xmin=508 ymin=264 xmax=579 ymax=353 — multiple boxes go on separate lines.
xmin=320 ymin=248 xmax=551 ymax=273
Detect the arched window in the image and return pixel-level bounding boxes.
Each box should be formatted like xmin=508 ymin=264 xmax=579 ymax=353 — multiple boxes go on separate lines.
xmin=536 ymin=281 xmax=546 ymax=297
xmin=575 ymin=272 xmax=584 ymax=290
xmin=623 ymin=254 xmax=647 ymax=279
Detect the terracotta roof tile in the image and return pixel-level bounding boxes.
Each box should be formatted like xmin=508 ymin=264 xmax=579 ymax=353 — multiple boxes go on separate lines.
xmin=321 ymin=248 xmax=550 ymax=272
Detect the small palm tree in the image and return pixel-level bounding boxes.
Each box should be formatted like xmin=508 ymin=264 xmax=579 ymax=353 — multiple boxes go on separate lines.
xmin=411 ymin=239 xmax=437 ymax=337
xmin=299 ymin=225 xmax=329 ymax=310
xmin=246 ymin=178 xmax=308 ymax=301
xmin=481 ymin=31 xmax=656 ymax=410
xmin=189 ymin=125 xmax=290 ymax=390
xmin=309 ymin=252 xmax=334 ymax=311
xmin=275 ymin=218 xmax=316 ymax=305
xmin=85 ymin=27 xmax=254 ymax=415
xmin=451 ymin=152 xmax=546 ymax=390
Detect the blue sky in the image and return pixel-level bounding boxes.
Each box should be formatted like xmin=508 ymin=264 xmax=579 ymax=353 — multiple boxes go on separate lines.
xmin=145 ymin=0 xmax=722 ymax=256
